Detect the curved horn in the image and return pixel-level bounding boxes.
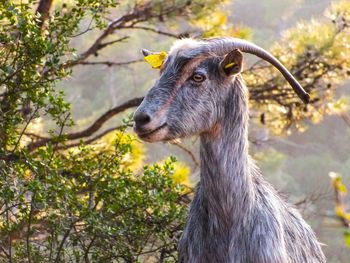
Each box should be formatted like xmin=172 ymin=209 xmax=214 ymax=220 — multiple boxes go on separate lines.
xmin=206 ymin=38 xmax=310 ymax=104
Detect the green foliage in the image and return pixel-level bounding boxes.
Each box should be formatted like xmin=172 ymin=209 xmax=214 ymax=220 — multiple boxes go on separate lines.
xmin=0 ymin=132 xmax=187 ymax=262
xmin=0 ymin=0 xmax=116 ymax=151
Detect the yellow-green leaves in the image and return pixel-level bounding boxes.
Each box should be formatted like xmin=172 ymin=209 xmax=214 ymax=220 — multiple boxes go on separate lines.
xmin=144 ymin=51 xmax=167 ymax=69
xmin=245 ymin=0 xmax=350 ymax=134
xmin=329 ymin=172 xmax=350 ymax=225
xmin=330 ymin=172 xmax=347 ymax=194
xmin=191 ymin=10 xmax=252 ymax=39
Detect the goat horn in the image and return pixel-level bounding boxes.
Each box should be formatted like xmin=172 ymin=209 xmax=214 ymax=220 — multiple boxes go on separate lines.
xmin=206 ymin=37 xmax=310 ymax=104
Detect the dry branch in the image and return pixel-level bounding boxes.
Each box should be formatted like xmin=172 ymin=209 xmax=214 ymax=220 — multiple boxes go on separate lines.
xmin=62 ymin=1 xmax=191 ymax=68
xmin=78 ymin=59 xmax=143 ymax=67
xmin=120 ymin=25 xmax=186 ymax=38
xmin=55 ymin=125 xmax=125 ymax=150
xmin=63 ymin=10 xmax=152 ymax=68
xmin=27 ymin=97 xmax=143 ymax=151
xmin=170 ymin=141 xmax=199 ymax=168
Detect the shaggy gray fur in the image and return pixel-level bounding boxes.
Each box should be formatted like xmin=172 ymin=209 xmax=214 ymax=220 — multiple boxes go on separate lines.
xmin=134 ymin=38 xmax=326 ymax=263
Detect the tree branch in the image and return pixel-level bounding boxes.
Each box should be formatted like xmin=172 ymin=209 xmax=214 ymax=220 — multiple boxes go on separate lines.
xmin=77 ymin=59 xmax=143 ymax=67
xmin=97 ymin=36 xmax=130 ymax=50
xmin=63 ymin=14 xmax=141 ymax=68
xmin=36 ymin=0 xmax=54 ymax=30
xmin=55 ymin=125 xmax=126 ymax=150
xmin=26 ymin=97 xmax=143 ymax=152
xmin=170 ymin=141 xmax=199 ymax=168
xmin=62 ymin=1 xmax=192 ymax=68
xmin=26 ymin=193 xmax=36 ymax=263
xmin=120 ymin=25 xmax=187 ymax=38
xmin=54 ymin=221 xmax=77 ymax=263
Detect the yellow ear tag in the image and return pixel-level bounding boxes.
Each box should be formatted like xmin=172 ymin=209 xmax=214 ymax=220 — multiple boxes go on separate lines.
xmin=144 ymin=51 xmax=167 ymax=69
xmin=224 ymin=62 xmax=236 ymax=69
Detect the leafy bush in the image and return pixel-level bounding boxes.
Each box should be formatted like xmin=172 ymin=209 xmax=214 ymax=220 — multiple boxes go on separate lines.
xmin=1 ymin=129 xmax=188 ymax=262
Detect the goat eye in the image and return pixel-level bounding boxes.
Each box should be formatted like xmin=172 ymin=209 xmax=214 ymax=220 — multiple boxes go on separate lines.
xmin=191 ymin=73 xmax=205 ymax=82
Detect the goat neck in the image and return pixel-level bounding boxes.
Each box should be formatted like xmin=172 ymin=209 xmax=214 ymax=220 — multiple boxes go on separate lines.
xmin=199 ymin=76 xmax=255 ymax=225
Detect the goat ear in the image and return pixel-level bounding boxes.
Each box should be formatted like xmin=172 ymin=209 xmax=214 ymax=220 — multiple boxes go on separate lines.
xmin=219 ymin=49 xmax=243 ymax=76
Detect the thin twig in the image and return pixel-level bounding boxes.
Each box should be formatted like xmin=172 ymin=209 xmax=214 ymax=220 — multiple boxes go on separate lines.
xmin=0 ymin=245 xmax=10 ymax=260
xmin=120 ymin=25 xmax=185 ymax=38
xmin=26 ymin=193 xmax=36 ymax=263
xmin=170 ymin=141 xmax=199 ymax=168
xmin=62 ymin=16 xmax=127 ymax=68
xmin=12 ymin=107 xmax=39 ymax=153
xmin=62 ymin=1 xmax=192 ymax=69
xmin=97 ymin=36 xmax=130 ymax=50
xmin=54 ymin=221 xmax=77 ymax=263
xmin=56 ymin=125 xmax=126 ymax=150
xmin=23 ymin=132 xmax=47 ymax=140
xmin=5 ymin=202 xmax=12 ymax=263
xmin=70 ymin=17 xmax=94 ymax=38
xmin=83 ymin=235 xmax=97 ymax=262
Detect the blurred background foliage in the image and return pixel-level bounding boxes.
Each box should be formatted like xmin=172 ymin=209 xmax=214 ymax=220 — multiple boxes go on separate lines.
xmin=0 ymin=0 xmax=350 ymax=262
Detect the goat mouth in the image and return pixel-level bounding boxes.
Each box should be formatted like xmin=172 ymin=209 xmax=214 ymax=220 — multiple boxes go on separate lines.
xmin=137 ymin=123 xmax=168 ymax=139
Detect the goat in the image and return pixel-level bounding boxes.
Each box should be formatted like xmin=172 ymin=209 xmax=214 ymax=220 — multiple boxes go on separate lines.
xmin=133 ymin=37 xmax=326 ymax=263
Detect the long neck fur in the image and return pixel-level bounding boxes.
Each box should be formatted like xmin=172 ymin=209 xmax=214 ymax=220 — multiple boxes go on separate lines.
xmin=199 ymin=76 xmax=255 ymax=226
xmin=180 ymin=76 xmax=326 ymax=263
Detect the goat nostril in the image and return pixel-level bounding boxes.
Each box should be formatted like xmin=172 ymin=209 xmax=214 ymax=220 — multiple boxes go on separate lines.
xmin=134 ymin=112 xmax=151 ymax=126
